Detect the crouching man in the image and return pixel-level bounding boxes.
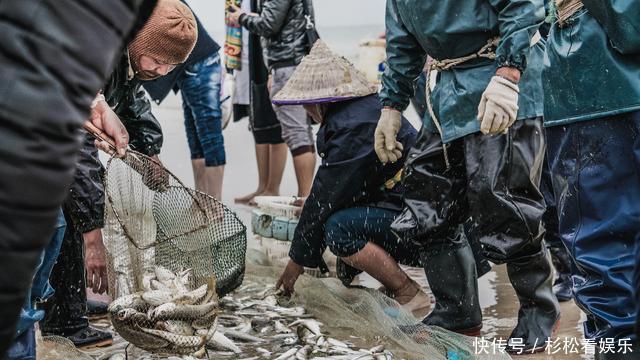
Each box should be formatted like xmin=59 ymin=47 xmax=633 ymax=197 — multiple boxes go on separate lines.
xmin=274 ymin=41 xmax=431 ymax=317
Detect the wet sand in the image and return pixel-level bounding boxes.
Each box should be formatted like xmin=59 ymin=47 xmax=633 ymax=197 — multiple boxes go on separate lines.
xmin=140 ymin=95 xmax=588 ymax=359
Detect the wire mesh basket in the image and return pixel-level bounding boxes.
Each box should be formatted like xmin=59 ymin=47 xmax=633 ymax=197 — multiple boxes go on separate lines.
xmin=102 ymin=150 xmax=246 ymax=355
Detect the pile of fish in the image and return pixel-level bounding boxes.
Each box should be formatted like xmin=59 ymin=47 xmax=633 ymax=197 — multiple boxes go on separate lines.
xmin=104 ymin=273 xmax=393 ymax=359
xmin=107 ymin=266 xmax=226 ymax=357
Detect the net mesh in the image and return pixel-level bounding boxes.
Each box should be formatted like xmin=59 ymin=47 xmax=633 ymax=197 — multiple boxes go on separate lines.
xmin=102 ymin=151 xmax=246 ymax=355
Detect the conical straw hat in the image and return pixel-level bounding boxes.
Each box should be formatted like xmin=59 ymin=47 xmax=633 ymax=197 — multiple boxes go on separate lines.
xmin=272 ymin=40 xmax=379 ymax=105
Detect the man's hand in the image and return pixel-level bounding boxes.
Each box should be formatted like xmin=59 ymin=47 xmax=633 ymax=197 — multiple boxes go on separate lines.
xmin=374 ymin=108 xmax=403 ymax=164
xmin=83 ymin=229 xmax=109 ymax=294
xmin=227 ymin=4 xmax=245 ymax=26
xmin=276 ymin=259 xmax=304 ymax=296
xmin=477 ymin=71 xmax=520 ymax=135
xmin=89 ymin=95 xmax=128 ymax=157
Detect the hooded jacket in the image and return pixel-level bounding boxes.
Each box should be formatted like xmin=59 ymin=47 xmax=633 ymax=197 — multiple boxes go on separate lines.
xmin=289 ymin=95 xmax=417 ymax=269
xmin=240 ymin=0 xmax=314 ymax=69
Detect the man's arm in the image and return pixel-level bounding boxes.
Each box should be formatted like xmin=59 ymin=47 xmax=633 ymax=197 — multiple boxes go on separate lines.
xmin=239 ymin=0 xmax=292 ymax=38
xmin=63 ymin=133 xmax=109 ymax=294
xmin=488 ymin=0 xmax=545 ymax=78
xmin=379 ymin=0 xmax=427 ymax=112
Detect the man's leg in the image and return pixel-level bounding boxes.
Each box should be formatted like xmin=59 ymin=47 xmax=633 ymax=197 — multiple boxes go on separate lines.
xmin=392 ymin=128 xmax=482 ymax=335
xmin=41 ymin=215 xmax=112 ymax=349
xmin=547 ymin=113 xmax=640 ymax=343
xmin=271 ymin=66 xmax=316 ymax=198
xmin=466 ymin=117 xmax=559 ymax=353
xmin=541 ymin=152 xmax=574 ymax=302
xmin=0 ymin=1 xmax=142 ymax=353
xmin=178 ymin=55 xmax=226 ymax=200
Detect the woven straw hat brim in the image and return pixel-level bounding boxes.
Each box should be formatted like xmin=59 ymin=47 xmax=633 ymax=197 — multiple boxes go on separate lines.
xmin=272 ymin=40 xmax=378 ymax=105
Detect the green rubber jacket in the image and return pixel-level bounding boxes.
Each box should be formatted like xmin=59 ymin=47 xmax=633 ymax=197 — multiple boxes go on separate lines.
xmin=380 ymin=0 xmax=546 ymax=143
xmin=542 ymin=2 xmax=640 ymax=126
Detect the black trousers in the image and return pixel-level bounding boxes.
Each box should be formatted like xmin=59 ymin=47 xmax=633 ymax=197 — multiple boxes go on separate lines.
xmin=392 ymin=118 xmax=546 ymax=263
xmin=0 ymin=1 xmax=147 ymax=355
xmin=40 ymin=213 xmax=89 ymax=335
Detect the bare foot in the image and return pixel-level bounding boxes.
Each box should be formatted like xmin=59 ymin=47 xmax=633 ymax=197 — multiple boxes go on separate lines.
xmin=247 ymin=190 xmax=280 ymax=207
xmin=234 ymin=189 xmax=264 ymax=204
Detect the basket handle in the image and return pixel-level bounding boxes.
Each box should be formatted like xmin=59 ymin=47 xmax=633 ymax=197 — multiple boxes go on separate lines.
xmin=83 ymin=121 xmax=118 ymax=154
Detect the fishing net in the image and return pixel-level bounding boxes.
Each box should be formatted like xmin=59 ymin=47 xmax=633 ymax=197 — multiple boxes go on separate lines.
xmin=242 ymin=252 xmax=513 ymax=360
xmin=102 ymin=150 xmax=246 ymax=355
xmin=37 ymin=336 xmax=93 ymax=360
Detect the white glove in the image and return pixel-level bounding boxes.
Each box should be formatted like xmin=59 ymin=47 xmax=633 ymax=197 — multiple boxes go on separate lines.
xmin=374 ymin=108 xmax=403 ymax=164
xmin=477 ymin=76 xmax=519 ymax=135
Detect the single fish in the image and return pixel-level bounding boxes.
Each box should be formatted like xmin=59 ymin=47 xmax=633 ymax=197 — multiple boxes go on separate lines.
xmin=295 ymin=345 xmax=311 ymax=360
xmin=326 ymin=337 xmax=349 ymax=349
xmin=290 ymin=319 xmax=322 ymax=336
xmin=368 ymin=345 xmax=385 ymax=354
xmin=116 ymin=308 xmax=150 ymax=323
xmin=222 ymin=329 xmax=264 ymax=343
xmin=274 ymin=320 xmax=291 ymax=333
xmin=155 ymin=266 xmax=176 ymax=283
xmin=316 ymin=336 xmax=326 ymax=347
xmin=142 ymin=290 xmax=175 ymax=306
xmin=204 ymin=330 xmax=241 ymax=353
xmin=262 ymin=295 xmax=278 ymax=307
xmin=110 ymin=317 xmax=169 ymax=350
xmin=283 ymin=337 xmax=297 ymax=346
xmin=164 ymin=320 xmax=194 ymax=336
xmin=274 ymin=347 xmax=299 ymax=360
xmin=255 ymin=347 xmax=272 ymax=356
xmin=173 ymin=284 xmax=208 ymax=305
xmin=150 ymin=279 xmax=173 ymax=292
xmin=192 ymin=310 xmax=218 ymax=329
xmin=139 ymin=327 xmax=205 ymax=348
xmin=109 ymin=293 xmax=147 ymax=313
xmin=151 ymin=301 xmax=218 ymax=321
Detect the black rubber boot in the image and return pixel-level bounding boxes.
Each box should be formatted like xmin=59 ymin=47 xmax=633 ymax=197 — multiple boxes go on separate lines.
xmin=42 ymin=326 xmax=113 ymax=349
xmin=86 ymin=299 xmax=109 ymax=320
xmin=549 ymin=245 xmax=574 ymax=302
xmin=420 ymin=238 xmax=482 ymax=336
xmin=506 ymin=248 xmax=561 ymax=354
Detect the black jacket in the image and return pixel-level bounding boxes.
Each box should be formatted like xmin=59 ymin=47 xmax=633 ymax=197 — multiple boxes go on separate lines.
xmin=289 ymin=95 xmax=417 ymax=268
xmin=63 ymin=134 xmax=105 ymax=234
xmin=143 ymin=2 xmax=221 ymax=104
xmin=103 ymin=51 xmax=163 ymax=156
xmin=240 ymin=0 xmax=314 ymax=69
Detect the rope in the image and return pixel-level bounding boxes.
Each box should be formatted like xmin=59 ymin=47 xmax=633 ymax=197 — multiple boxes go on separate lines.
xmin=556 ymin=0 xmax=583 ymax=27
xmin=424 ymin=37 xmax=499 ymax=169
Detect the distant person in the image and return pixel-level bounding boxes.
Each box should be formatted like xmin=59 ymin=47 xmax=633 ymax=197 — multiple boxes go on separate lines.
xmin=228 ymin=0 xmax=317 ymax=198
xmin=144 ymin=0 xmax=226 ymax=200
xmin=233 ymin=0 xmax=288 ymax=205
xmin=0 ymin=0 xmax=156 ymax=354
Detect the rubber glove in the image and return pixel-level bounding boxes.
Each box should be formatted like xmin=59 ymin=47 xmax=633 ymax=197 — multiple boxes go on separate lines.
xmin=374 ymin=108 xmax=402 ymax=163
xmin=477 ymin=76 xmax=519 ymax=135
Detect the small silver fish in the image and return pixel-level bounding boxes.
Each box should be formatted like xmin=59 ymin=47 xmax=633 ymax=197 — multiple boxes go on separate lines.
xmin=151 ymin=301 xmax=218 ymax=321
xmin=222 ymin=329 xmax=264 ymax=343
xmin=109 ymin=293 xmax=147 ymax=313
xmin=295 ymin=345 xmax=311 ymax=360
xmin=274 ymin=320 xmax=291 ymax=334
xmin=173 ymin=284 xmax=208 ymax=305
xmin=164 ymin=320 xmax=194 ymax=336
xmin=139 ymin=327 xmax=204 ymax=348
xmin=290 ymin=319 xmax=322 ymax=336
xmin=142 ymin=290 xmax=174 ymax=306
xmin=205 ymin=331 xmax=241 ymax=353
xmin=155 ymin=266 xmax=176 ymax=283
xmin=274 ymin=347 xmax=299 ymax=360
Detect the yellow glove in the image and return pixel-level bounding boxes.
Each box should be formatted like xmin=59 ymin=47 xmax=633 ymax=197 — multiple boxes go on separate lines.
xmin=477 ymin=76 xmax=519 ymax=135
xmin=374 ymin=108 xmax=403 ymax=163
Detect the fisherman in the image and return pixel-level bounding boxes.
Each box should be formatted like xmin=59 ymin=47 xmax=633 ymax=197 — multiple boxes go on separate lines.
xmin=273 ymin=41 xmax=431 ymax=316
xmin=40 ymin=0 xmax=198 ymax=348
xmin=543 ymin=1 xmax=640 ymax=356
xmin=377 ymin=0 xmax=559 ymax=353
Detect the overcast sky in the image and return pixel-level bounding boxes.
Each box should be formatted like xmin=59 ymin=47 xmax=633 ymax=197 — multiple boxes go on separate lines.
xmin=188 ymin=0 xmax=386 ymax=39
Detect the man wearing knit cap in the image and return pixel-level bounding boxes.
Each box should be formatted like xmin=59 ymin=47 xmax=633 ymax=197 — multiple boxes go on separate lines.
xmin=40 ymin=0 xmax=197 ymax=349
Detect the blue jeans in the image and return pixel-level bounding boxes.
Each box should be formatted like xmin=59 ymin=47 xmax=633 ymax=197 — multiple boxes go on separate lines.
xmin=547 ymin=111 xmax=640 ymax=341
xmin=177 ymin=54 xmax=225 ymax=167
xmin=7 ymin=210 xmax=65 ymax=359
xmin=325 ymin=207 xmax=421 ymax=267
